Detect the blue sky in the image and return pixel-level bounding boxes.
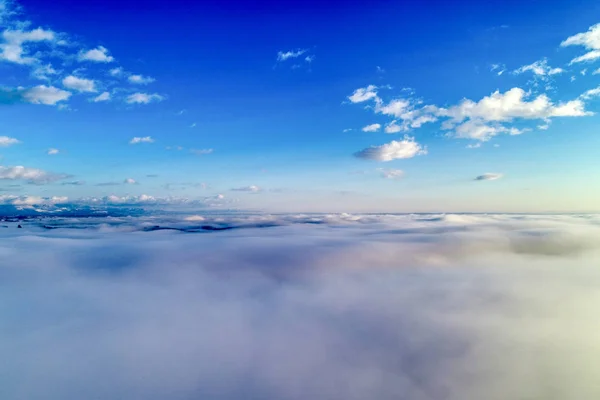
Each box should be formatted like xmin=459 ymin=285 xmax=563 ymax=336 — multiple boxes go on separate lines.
xmin=1 ymin=0 xmax=600 ymax=212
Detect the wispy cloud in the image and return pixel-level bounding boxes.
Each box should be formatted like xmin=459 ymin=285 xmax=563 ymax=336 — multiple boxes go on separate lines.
xmin=46 ymin=148 xmax=59 ymax=155
xmin=475 ymin=173 xmax=503 ymax=181
xmin=231 ymin=185 xmax=261 ymax=192
xmin=128 ymin=74 xmax=155 ymax=85
xmin=277 ymin=48 xmax=307 ymax=62
xmin=93 ymin=91 xmax=110 ymax=102
xmin=129 ymin=136 xmax=154 ymax=144
xmin=190 ymin=148 xmax=213 ymax=155
xmin=125 ymin=93 xmax=164 ymax=104
xmin=379 ymin=168 xmax=404 ymax=179
xmin=561 ymin=23 xmax=600 ymax=64
xmin=0 ymin=165 xmax=70 ymax=184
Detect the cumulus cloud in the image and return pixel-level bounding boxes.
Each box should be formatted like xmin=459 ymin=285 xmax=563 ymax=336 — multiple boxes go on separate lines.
xmin=561 ymin=23 xmax=600 ymax=64
xmin=348 ymin=85 xmax=378 ymax=103
xmin=0 ymin=27 xmax=55 ymax=64
xmin=21 ymin=85 xmax=71 ymax=105
xmin=47 ymin=148 xmax=59 ymax=155
xmin=62 ymin=75 xmax=96 ymax=92
xmin=362 ymin=123 xmax=381 ymax=132
xmin=126 ymin=93 xmax=164 ymax=104
xmin=354 ymin=136 xmax=427 ymax=161
xmin=0 ymin=194 xmax=67 ymax=205
xmin=231 ymin=185 xmax=261 ymax=192
xmin=0 ymin=165 xmax=70 ymax=184
xmin=0 ymin=135 xmax=19 ymax=147
xmin=276 ymin=48 xmax=307 ymax=61
xmin=78 ymin=46 xmax=114 ymax=63
xmin=0 ymin=214 xmax=599 ymax=399
xmin=475 ymin=173 xmax=503 ymax=181
xmin=579 ymin=86 xmax=600 ymax=100
xmin=128 ymin=74 xmax=155 ymax=84
xmin=93 ymin=91 xmax=110 ymax=102
xmin=129 ymin=136 xmax=154 ymax=144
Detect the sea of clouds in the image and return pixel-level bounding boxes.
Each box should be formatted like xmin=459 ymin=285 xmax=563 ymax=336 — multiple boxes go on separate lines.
xmin=1 ymin=212 xmax=599 ymax=399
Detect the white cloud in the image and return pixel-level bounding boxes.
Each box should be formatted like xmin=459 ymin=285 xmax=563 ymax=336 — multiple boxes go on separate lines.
xmin=475 ymin=173 xmax=503 ymax=181
xmin=439 ymin=87 xmax=591 ymax=123
xmin=466 ymin=143 xmax=482 ymax=149
xmin=354 ymin=136 xmax=427 ymax=161
xmin=124 ymin=178 xmax=137 ymax=185
xmin=128 ymin=74 xmax=155 ymax=84
xmin=78 ymin=46 xmax=114 ymax=63
xmin=379 ymin=168 xmax=404 ymax=179
xmin=109 ymin=67 xmax=124 ymax=76
xmin=47 ymin=148 xmax=59 ymax=155
xmin=514 ymin=58 xmax=564 ymax=76
xmin=0 ymin=195 xmax=68 ymax=205
xmin=126 ymin=93 xmax=164 ymax=104
xmin=231 ymin=185 xmax=261 ymax=192
xmin=490 ymin=63 xmax=506 ymax=75
xmin=62 ymin=75 xmax=96 ymax=92
xmin=348 ymin=85 xmax=378 ymax=103
xmin=593 ymin=68 xmax=600 ymax=75
xmin=362 ymin=123 xmax=381 ymax=132
xmin=579 ymin=86 xmax=600 ymax=100
xmin=0 ymin=136 xmax=20 ymax=147
xmin=190 ymin=148 xmax=213 ymax=155
xmin=0 ymin=28 xmax=55 ymax=64
xmin=93 ymin=91 xmax=110 ymax=102
xmin=0 ymin=165 xmax=69 ymax=184
xmin=305 ymin=55 xmax=315 ymax=63
xmin=451 ymin=121 xmax=524 ymax=142
xmin=343 ymin=128 xmax=353 ymax=132
xmin=277 ymin=48 xmax=307 ymax=61
xmin=21 ymin=85 xmax=71 ymax=105
xmin=561 ymin=23 xmax=600 ymax=64
xmin=129 ymin=136 xmax=154 ymax=144
xmin=31 ymin=63 xmax=59 ymax=80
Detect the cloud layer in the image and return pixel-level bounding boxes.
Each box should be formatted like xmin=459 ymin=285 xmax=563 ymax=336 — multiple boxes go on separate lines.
xmin=0 ymin=213 xmax=600 ymax=399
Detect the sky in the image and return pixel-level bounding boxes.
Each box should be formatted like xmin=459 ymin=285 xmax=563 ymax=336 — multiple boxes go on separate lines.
xmin=1 ymin=0 xmax=600 ymax=212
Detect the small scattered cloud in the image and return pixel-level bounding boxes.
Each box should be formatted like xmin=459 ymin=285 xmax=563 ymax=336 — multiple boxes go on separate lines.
xmin=109 ymin=67 xmax=124 ymax=76
xmin=231 ymin=185 xmax=261 ymax=192
xmin=348 ymin=85 xmax=378 ymax=103
xmin=78 ymin=46 xmax=114 ymax=63
xmin=379 ymin=168 xmax=404 ymax=179
xmin=466 ymin=143 xmax=482 ymax=149
xmin=354 ymin=136 xmax=427 ymax=162
xmin=305 ymin=55 xmax=315 ymax=63
xmin=190 ymin=123 xmax=197 ymax=128
xmin=62 ymin=75 xmax=96 ymax=92
xmin=0 ymin=136 xmax=20 ymax=147
xmin=362 ymin=123 xmax=381 ymax=132
xmin=61 ymin=180 xmax=85 ymax=186
xmin=376 ymin=66 xmax=385 ymax=73
xmin=46 ymin=148 xmax=59 ymax=155
xmin=277 ymin=48 xmax=307 ymax=62
xmin=125 ymin=93 xmax=164 ymax=104
xmin=343 ymin=128 xmax=353 ymax=132
xmin=129 ymin=136 xmax=154 ymax=144
xmin=124 ymin=178 xmax=137 ymax=185
xmin=475 ymin=173 xmax=503 ymax=181
xmin=579 ymin=86 xmax=600 ymax=100
xmin=514 ymin=58 xmax=564 ymax=77
xmin=490 ymin=63 xmax=506 ymax=75
xmin=190 ymin=148 xmax=213 ymax=155
xmin=93 ymin=91 xmax=110 ymax=102
xmin=128 ymin=74 xmax=155 ymax=85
